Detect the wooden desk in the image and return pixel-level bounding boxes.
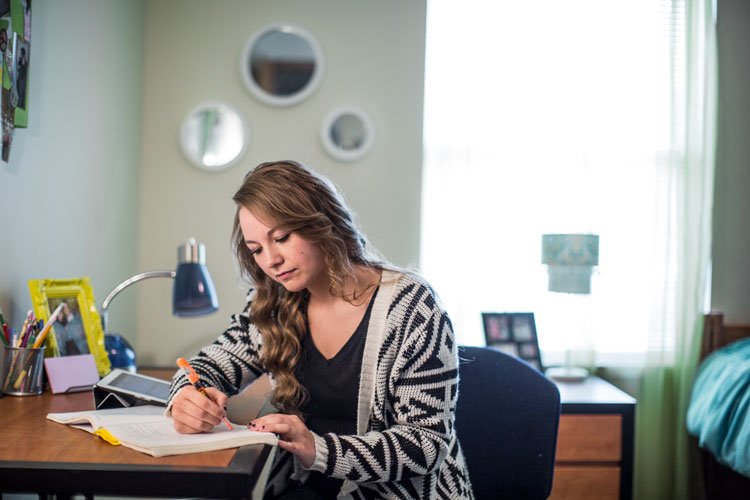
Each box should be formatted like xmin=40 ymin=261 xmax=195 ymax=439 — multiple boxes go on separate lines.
xmin=0 ymin=372 xmax=272 ymax=499
xmin=549 ymin=376 xmax=636 ymax=500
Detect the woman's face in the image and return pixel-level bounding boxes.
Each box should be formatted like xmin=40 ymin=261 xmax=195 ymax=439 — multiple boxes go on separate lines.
xmin=238 ymin=206 xmax=328 ymax=294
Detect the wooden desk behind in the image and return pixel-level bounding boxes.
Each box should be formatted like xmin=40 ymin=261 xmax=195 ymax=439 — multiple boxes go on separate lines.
xmin=0 ymin=374 xmax=272 ymax=499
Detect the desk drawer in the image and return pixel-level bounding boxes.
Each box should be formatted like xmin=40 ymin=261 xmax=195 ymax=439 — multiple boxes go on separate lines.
xmin=549 ymin=465 xmax=621 ymax=500
xmin=557 ymin=414 xmax=622 ymax=462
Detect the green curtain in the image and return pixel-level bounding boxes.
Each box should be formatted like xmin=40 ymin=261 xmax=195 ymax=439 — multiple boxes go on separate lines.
xmin=633 ymin=1 xmax=718 ymax=499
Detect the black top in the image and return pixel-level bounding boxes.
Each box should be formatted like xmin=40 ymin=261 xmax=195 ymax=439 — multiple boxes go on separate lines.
xmin=296 ymin=287 xmax=378 ymax=497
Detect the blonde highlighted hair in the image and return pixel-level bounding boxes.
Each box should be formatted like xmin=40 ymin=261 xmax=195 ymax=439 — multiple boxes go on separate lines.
xmin=231 ymin=160 xmax=383 ymax=415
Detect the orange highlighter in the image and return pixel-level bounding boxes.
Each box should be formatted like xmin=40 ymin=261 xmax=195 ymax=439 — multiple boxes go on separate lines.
xmin=176 ymin=357 xmax=234 ymax=430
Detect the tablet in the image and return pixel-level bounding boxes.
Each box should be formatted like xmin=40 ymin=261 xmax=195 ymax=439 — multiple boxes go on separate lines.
xmin=96 ymin=368 xmax=172 ymax=405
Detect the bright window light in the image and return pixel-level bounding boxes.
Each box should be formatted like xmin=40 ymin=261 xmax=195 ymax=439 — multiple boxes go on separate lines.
xmin=421 ymin=0 xmax=686 ymax=367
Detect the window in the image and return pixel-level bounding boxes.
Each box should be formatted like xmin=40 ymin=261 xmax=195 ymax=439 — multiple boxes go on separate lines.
xmin=421 ymin=0 xmax=687 ymax=366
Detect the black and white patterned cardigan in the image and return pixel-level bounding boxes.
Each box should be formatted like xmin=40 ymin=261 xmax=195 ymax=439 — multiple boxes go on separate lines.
xmin=166 ymin=270 xmax=475 ymax=499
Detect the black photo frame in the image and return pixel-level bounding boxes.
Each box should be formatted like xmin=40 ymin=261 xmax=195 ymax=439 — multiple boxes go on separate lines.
xmin=482 ymin=312 xmax=544 ymax=372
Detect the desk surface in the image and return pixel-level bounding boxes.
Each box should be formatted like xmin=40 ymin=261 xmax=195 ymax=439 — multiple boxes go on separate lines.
xmin=555 ymin=375 xmax=636 ymax=406
xmin=0 ymin=373 xmax=272 ymax=499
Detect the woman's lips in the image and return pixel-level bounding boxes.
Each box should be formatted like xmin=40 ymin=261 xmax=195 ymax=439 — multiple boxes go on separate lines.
xmin=276 ymin=269 xmax=296 ymax=281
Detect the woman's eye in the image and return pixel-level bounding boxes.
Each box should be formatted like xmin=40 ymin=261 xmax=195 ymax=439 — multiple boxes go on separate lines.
xmin=275 ymin=233 xmax=290 ymax=243
xmin=249 ymin=247 xmax=261 ymax=256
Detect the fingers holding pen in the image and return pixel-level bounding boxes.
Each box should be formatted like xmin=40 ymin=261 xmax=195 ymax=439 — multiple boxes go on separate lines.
xmin=172 ymin=386 xmax=227 ymax=433
xmin=174 ymin=358 xmax=233 ymax=430
xmin=186 ymin=386 xmax=228 ymax=419
xmin=204 ymin=386 xmax=229 ymax=410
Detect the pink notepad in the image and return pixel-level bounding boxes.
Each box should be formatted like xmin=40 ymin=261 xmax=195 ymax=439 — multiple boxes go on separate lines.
xmin=44 ymin=354 xmax=100 ymax=393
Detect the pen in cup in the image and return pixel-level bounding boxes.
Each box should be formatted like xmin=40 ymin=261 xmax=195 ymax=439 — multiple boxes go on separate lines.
xmin=16 ymin=310 xmax=31 ymax=347
xmin=32 ymin=302 xmax=65 ymax=349
xmin=176 ymin=357 xmax=233 ymax=430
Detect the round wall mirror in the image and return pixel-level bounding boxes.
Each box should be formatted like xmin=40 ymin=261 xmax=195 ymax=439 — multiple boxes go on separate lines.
xmin=320 ymin=107 xmax=375 ymax=162
xmin=239 ymin=23 xmax=325 ymax=107
xmin=179 ymin=101 xmax=249 ymax=172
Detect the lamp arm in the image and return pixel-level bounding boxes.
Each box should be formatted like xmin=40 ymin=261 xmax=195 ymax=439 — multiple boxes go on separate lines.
xmin=101 ymin=270 xmax=176 ymax=332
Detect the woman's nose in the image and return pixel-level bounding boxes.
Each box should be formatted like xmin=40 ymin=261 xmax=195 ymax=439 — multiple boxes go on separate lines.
xmin=263 ymin=247 xmax=283 ymax=268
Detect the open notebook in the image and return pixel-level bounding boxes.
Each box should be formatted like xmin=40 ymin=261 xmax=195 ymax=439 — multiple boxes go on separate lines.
xmin=47 ymin=405 xmax=278 ymax=457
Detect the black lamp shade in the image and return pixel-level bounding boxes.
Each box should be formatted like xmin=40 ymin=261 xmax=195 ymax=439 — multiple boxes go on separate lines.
xmin=172 ymin=262 xmax=219 ymax=317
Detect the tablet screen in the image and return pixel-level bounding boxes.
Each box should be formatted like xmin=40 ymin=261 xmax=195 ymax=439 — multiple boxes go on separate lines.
xmin=105 ymin=371 xmax=171 ymax=403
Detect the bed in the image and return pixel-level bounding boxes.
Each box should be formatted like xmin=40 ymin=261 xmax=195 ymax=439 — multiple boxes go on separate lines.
xmin=687 ymin=312 xmax=750 ymax=500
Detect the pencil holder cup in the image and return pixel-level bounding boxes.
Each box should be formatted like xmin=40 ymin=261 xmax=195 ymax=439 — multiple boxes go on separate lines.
xmin=2 ymin=345 xmax=45 ymax=396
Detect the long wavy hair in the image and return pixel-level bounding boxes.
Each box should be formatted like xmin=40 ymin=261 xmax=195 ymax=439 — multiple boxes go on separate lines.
xmin=232 ymin=160 xmax=383 ymax=415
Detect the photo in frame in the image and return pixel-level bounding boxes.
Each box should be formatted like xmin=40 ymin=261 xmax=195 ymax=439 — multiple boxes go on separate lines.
xmin=11 ymin=32 xmax=28 ymax=111
xmin=0 ymin=19 xmax=11 ymax=161
xmin=28 ymin=277 xmax=111 ymax=376
xmin=482 ymin=312 xmax=544 ymax=372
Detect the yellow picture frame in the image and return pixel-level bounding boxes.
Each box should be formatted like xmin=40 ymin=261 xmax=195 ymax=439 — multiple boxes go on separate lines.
xmin=28 ymin=277 xmax=111 ymax=376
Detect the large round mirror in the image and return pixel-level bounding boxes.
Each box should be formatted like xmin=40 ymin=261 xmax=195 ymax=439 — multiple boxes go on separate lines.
xmin=179 ymin=101 xmax=249 ymax=172
xmin=320 ymin=107 xmax=375 ymax=162
xmin=239 ymin=23 xmax=325 ymax=107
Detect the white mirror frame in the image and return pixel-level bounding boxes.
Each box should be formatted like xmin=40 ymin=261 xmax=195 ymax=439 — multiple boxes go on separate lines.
xmin=320 ymin=107 xmax=376 ymax=162
xmin=239 ymin=23 xmax=325 ymax=107
xmin=179 ymin=101 xmax=250 ymax=172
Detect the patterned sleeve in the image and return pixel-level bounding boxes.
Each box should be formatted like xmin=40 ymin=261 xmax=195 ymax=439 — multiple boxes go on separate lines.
xmin=317 ymin=284 xmax=459 ymax=484
xmin=166 ymin=290 xmax=267 ymax=405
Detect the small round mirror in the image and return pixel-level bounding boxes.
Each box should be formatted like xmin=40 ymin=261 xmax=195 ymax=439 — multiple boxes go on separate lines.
xmin=179 ymin=101 xmax=249 ymax=172
xmin=320 ymin=107 xmax=375 ymax=162
xmin=240 ymin=23 xmax=325 ymax=107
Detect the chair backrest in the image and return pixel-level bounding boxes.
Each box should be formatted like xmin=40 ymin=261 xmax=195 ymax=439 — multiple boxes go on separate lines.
xmin=456 ymin=346 xmax=561 ymax=500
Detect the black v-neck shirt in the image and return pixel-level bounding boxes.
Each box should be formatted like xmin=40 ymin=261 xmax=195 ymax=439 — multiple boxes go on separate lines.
xmin=293 ymin=289 xmax=379 ymax=498
xmin=298 ymin=287 xmax=378 ymax=437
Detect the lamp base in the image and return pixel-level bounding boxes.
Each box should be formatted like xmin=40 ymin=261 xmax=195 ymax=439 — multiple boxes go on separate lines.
xmin=545 ymin=366 xmax=588 ymax=382
xmin=104 ymin=333 xmax=137 ymax=373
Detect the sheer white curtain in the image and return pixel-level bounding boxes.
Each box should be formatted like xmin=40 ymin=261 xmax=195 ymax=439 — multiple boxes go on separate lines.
xmin=421 ymin=0 xmax=689 ymax=368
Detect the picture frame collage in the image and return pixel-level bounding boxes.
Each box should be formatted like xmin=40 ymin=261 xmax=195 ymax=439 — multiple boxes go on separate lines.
xmin=482 ymin=312 xmax=544 ymax=372
xmin=0 ymin=0 xmax=31 ymax=162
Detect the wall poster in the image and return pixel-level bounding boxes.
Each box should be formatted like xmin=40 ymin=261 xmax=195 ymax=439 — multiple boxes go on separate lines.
xmin=1 ymin=0 xmax=31 ymax=163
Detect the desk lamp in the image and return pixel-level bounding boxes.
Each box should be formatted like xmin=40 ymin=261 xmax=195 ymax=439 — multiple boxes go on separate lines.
xmin=100 ymin=238 xmax=219 ymax=372
xmin=541 ymin=233 xmax=599 ymax=381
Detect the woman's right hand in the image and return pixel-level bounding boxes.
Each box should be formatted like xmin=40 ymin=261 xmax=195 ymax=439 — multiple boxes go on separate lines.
xmin=171 ymin=386 xmax=229 ymax=434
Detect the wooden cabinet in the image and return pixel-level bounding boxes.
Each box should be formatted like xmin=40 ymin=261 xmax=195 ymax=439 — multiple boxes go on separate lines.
xmin=549 ymin=377 xmax=636 ymax=500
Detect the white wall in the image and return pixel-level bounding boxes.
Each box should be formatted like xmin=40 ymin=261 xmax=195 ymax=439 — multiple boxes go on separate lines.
xmin=0 ymin=0 xmax=143 ymax=343
xmin=712 ymin=0 xmax=750 ymax=323
xmin=132 ymin=0 xmax=426 ymax=366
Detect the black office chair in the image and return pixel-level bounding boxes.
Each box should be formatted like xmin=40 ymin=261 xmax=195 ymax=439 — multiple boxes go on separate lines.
xmin=456 ymin=346 xmax=561 ymax=500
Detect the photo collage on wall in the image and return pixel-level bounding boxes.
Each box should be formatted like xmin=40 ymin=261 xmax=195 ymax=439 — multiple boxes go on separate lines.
xmin=482 ymin=312 xmax=544 ymax=372
xmin=0 ymin=0 xmax=31 ymax=163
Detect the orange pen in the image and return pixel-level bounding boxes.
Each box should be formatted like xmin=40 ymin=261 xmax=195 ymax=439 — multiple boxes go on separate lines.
xmin=176 ymin=357 xmax=234 ymax=430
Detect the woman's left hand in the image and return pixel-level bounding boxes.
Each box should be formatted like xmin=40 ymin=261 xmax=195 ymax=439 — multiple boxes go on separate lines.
xmin=249 ymin=413 xmax=316 ymax=468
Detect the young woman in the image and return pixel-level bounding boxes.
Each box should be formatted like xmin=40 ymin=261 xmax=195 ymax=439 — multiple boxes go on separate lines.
xmin=167 ymin=161 xmax=474 ymax=499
